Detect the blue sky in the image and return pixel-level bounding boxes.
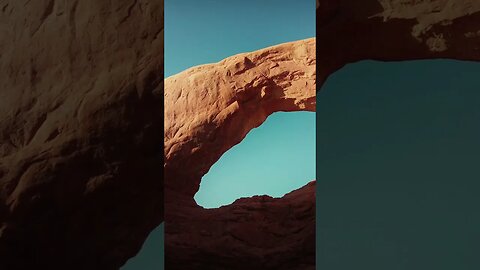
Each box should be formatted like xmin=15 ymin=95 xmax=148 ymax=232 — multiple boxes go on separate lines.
xmin=195 ymin=112 xmax=316 ymax=208
xmin=165 ymin=0 xmax=316 ymax=77
xmin=123 ymin=0 xmax=315 ymax=268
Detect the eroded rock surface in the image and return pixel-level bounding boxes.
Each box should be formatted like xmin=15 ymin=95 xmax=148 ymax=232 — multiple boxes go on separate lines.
xmin=0 ymin=1 xmax=163 ymax=269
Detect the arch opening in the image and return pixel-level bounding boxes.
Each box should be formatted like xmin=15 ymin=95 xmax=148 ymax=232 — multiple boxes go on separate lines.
xmin=194 ymin=111 xmax=315 ymax=209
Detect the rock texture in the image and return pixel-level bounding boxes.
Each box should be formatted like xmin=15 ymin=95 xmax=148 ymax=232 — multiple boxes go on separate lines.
xmin=164 ymin=38 xmax=316 ymax=269
xmin=0 ymin=1 xmax=163 ymax=269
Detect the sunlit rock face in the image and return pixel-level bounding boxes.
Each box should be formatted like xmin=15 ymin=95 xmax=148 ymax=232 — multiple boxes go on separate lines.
xmin=0 ymin=0 xmax=163 ymax=269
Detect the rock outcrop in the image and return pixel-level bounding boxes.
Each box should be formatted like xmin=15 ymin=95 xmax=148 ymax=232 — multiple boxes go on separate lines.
xmin=0 ymin=1 xmax=163 ymax=269
xmin=164 ymin=38 xmax=316 ymax=269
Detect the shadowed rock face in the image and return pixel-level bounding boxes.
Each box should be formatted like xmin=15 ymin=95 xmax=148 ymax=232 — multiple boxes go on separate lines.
xmin=1 ymin=0 xmax=480 ymax=269
xmin=164 ymin=39 xmax=316 ymax=269
xmin=0 ymin=0 xmax=163 ymax=269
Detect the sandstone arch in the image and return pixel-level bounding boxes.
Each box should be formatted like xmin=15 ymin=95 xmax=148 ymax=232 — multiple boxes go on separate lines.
xmin=164 ymin=38 xmax=316 ymax=269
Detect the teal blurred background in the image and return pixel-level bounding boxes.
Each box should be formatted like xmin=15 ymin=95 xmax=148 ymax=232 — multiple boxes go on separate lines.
xmin=122 ymin=0 xmax=315 ymax=269
xmin=121 ymin=224 xmax=164 ymax=270
xmin=317 ymin=60 xmax=480 ymax=269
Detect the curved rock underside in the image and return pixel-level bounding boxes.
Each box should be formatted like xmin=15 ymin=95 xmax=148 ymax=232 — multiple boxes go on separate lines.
xmin=0 ymin=0 xmax=480 ymax=269
xmin=317 ymin=0 xmax=480 ymax=85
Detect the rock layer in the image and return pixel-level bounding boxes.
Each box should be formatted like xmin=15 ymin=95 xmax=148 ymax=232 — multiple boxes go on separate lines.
xmin=164 ymin=38 xmax=316 ymax=269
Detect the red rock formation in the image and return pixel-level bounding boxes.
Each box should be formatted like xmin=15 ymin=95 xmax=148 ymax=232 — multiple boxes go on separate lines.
xmin=164 ymin=38 xmax=316 ymax=269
